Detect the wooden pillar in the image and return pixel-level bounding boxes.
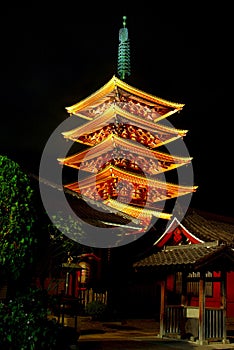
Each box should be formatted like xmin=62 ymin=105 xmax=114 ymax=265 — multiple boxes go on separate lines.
xmin=159 ymin=278 xmax=166 ymax=338
xmin=181 ymin=272 xmax=188 ymax=306
xmin=198 ymin=272 xmax=207 ymax=345
xmin=180 ymin=272 xmax=187 ymax=338
xmin=221 ymin=270 xmax=229 ymax=344
xmin=71 ymin=270 xmax=76 ymax=297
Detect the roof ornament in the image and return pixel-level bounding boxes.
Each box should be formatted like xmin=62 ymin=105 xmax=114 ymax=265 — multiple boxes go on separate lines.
xmin=117 ymin=16 xmax=131 ymax=80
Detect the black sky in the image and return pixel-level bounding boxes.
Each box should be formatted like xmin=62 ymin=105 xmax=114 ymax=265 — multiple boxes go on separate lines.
xmin=0 ymin=5 xmax=231 ymax=217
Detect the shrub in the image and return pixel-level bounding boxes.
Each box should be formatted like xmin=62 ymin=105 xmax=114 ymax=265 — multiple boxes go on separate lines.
xmin=0 ymin=287 xmax=65 ymax=349
xmin=85 ymin=300 xmax=108 ymax=321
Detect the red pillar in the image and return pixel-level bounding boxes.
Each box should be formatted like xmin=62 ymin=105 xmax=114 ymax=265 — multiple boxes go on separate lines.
xmin=198 ymin=272 xmax=207 ymax=345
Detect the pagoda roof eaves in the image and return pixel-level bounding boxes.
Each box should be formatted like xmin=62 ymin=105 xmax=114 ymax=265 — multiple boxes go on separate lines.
xmin=62 ymin=104 xmax=188 ymax=141
xmin=113 ymin=76 xmax=185 ymax=109
xmin=65 ymin=75 xmax=185 ymax=115
xmin=104 ymin=198 xmax=172 ymax=220
xmin=65 ymin=164 xmax=198 ymax=197
xmin=58 ymin=134 xmax=193 ymax=171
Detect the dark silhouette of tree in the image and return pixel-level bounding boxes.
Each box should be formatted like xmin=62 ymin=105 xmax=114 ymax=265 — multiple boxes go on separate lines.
xmin=0 ymin=155 xmax=38 ymax=295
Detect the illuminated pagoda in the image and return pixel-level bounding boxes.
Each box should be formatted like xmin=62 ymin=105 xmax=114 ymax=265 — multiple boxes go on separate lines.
xmin=58 ymin=16 xmax=197 ymax=236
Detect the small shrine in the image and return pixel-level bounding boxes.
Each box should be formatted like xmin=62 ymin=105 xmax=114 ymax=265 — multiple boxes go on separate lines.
xmin=133 ymin=210 xmax=234 ymax=345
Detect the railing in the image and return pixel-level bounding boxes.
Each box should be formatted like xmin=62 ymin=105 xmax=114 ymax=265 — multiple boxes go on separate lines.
xmin=205 ymin=308 xmax=223 ymax=340
xmin=165 ymin=305 xmax=185 ymax=335
xmin=37 ymin=278 xmax=108 ymax=309
xmin=79 ymin=288 xmax=108 ymax=307
xmin=165 ymin=305 xmax=225 ymax=341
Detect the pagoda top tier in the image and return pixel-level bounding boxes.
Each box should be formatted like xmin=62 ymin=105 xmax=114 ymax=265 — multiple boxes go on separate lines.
xmin=65 ymin=75 xmax=184 ymax=122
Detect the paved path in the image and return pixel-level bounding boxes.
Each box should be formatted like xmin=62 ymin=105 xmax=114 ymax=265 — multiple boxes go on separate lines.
xmin=78 ymin=338 xmax=234 ymax=350
xmin=65 ymin=317 xmax=234 ymax=349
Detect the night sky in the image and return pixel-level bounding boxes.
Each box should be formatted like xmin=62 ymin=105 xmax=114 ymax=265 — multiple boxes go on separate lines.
xmin=0 ymin=5 xmax=231 ymax=218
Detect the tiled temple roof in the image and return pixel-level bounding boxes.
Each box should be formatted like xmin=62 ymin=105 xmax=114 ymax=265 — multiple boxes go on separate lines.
xmin=31 ymin=173 xmax=141 ymax=229
xmin=133 ymin=209 xmax=234 ymax=272
xmin=182 ymin=209 xmax=234 ymax=244
xmin=133 ymin=242 xmax=234 ymax=272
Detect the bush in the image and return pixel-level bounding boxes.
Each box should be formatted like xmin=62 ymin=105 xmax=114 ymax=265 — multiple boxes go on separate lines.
xmin=85 ymin=300 xmax=108 ymax=321
xmin=0 ymin=287 xmax=70 ymax=349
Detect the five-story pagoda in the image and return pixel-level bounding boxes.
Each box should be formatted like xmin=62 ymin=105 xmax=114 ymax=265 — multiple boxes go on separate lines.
xmin=58 ymin=17 xmax=197 ymax=239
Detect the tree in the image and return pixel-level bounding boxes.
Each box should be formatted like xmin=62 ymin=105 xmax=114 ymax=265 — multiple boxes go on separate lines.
xmin=36 ymin=211 xmax=94 ymax=286
xmin=0 ymin=155 xmax=38 ymax=288
xmin=0 ymin=156 xmax=81 ymax=348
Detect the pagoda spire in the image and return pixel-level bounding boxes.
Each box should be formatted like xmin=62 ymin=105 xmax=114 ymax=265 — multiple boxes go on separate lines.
xmin=117 ymin=16 xmax=131 ymax=80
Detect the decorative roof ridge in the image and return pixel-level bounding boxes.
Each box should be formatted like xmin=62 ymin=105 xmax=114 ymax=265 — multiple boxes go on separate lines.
xmin=153 ymin=216 xmax=204 ymax=246
xmin=164 ymin=240 xmax=220 ymax=251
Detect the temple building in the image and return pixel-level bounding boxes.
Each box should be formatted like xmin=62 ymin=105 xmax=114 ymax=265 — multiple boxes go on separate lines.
xmin=36 ymin=17 xmax=234 ymax=346
xmin=133 ymin=209 xmax=234 ymax=345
